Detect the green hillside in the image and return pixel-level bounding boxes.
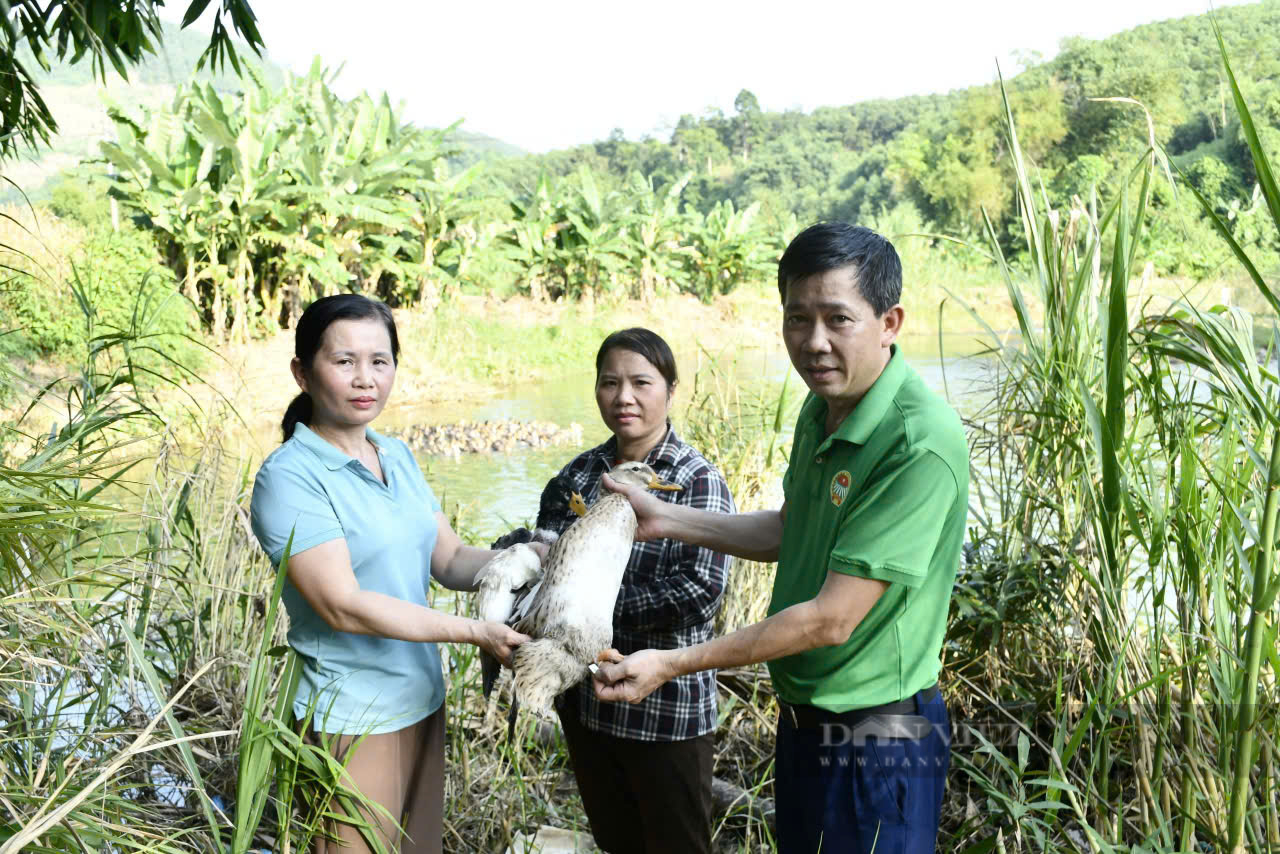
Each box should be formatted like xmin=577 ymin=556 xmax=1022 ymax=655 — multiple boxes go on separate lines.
xmin=489 ymin=0 xmax=1280 ymax=276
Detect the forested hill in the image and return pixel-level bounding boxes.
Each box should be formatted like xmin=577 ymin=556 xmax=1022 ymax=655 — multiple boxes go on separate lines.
xmin=488 ymin=0 xmax=1280 ymax=274
xmin=17 ymin=21 xmax=522 ymax=159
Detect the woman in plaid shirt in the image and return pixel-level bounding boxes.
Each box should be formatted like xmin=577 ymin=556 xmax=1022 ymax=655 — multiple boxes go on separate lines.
xmin=540 ymin=327 xmax=735 ymax=854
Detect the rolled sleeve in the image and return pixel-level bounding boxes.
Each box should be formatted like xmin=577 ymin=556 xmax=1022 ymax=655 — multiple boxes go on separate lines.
xmin=828 ymin=450 xmax=959 ymax=589
xmin=250 ymin=461 xmax=346 ymax=565
xmin=613 ymin=470 xmax=735 ymax=632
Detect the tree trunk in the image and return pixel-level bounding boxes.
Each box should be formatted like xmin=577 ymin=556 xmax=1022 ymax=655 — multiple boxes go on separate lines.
xmin=210 ymin=280 xmax=225 ymax=343
xmin=230 ymin=250 xmax=252 ymax=343
xmin=183 ymin=256 xmax=198 ymax=305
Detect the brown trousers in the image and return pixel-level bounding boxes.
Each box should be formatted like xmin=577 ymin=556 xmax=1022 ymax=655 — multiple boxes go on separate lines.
xmin=311 ymin=706 xmax=445 ymax=854
xmin=557 ymin=698 xmax=714 ymax=854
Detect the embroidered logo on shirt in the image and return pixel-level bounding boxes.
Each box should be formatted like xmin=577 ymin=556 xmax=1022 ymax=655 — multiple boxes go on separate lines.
xmin=830 ymin=470 xmax=851 ymax=507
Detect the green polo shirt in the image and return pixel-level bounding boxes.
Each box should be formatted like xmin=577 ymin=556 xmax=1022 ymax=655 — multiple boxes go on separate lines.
xmin=768 ymin=347 xmax=968 ymax=712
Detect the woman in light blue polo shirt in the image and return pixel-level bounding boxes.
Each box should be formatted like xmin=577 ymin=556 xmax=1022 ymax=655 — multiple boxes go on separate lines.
xmin=250 ymin=294 xmax=532 ymax=854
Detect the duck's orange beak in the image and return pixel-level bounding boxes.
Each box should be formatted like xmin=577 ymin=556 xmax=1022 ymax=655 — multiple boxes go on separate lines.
xmin=646 ymin=475 xmax=681 ymax=492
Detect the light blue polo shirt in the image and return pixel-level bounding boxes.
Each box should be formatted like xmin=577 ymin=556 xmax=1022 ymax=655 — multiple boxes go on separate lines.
xmin=250 ymin=423 xmax=445 ymax=734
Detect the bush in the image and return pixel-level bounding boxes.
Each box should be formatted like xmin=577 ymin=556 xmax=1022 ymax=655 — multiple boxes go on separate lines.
xmin=47 ymin=175 xmax=113 ymax=228
xmin=0 ymin=223 xmax=203 ymax=373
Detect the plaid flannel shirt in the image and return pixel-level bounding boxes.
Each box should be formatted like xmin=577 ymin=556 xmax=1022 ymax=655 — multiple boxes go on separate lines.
xmin=545 ymin=424 xmax=735 ymax=741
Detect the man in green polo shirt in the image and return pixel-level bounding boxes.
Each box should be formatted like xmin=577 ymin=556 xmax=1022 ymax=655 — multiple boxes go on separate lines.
xmin=593 ymin=222 xmax=968 ymax=853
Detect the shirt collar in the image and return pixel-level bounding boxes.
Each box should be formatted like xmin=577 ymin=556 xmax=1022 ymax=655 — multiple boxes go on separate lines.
xmin=802 ymin=345 xmax=908 ymax=447
xmin=292 ymin=422 xmax=388 ymax=470
xmin=597 ymin=422 xmax=684 ymax=470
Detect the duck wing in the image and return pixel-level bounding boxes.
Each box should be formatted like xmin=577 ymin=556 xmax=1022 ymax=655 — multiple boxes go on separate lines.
xmin=474 ymin=543 xmax=543 ymax=697
xmin=513 ymin=494 xmax=635 ymax=654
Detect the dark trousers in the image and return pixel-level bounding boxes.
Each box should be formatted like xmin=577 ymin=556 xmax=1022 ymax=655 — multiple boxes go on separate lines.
xmin=774 ymin=687 xmax=950 ymax=854
xmin=557 ymin=698 xmax=714 ymax=854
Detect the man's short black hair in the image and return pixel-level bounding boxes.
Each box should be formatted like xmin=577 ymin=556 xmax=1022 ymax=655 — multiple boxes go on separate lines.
xmin=777 ymin=222 xmax=902 ymax=316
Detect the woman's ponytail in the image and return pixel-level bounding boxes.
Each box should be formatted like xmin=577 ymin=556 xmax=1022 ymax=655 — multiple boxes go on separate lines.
xmin=282 ymin=392 xmax=313 ymax=442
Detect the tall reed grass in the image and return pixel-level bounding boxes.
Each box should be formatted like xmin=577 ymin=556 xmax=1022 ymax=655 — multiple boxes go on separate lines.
xmin=944 ymin=29 xmax=1279 ymax=853
xmin=0 ymin=272 xmax=382 ymax=851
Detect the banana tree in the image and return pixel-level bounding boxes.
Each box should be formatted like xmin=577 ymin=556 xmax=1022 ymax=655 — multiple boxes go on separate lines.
xmin=685 ymin=199 xmax=776 ymax=302
xmin=501 ymin=173 xmax=570 ymax=300
xmin=558 ymin=167 xmax=627 ymax=301
xmin=407 ymin=152 xmax=485 ymax=305
xmin=100 ymin=90 xmax=225 ymax=312
xmin=188 ymin=77 xmax=300 ymax=340
xmin=622 ymin=171 xmax=695 ymax=300
xmin=105 ymin=76 xmax=296 ymax=341
xmin=104 ymin=59 xmax=457 ymax=335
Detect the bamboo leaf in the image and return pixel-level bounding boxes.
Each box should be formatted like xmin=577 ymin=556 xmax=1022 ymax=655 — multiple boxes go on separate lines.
xmin=180 ymin=0 xmax=215 ymax=28
xmin=1213 ymin=18 xmax=1280 ymax=235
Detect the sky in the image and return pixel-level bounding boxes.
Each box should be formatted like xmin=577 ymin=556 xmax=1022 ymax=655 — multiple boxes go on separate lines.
xmin=170 ymin=0 xmax=1258 ymax=153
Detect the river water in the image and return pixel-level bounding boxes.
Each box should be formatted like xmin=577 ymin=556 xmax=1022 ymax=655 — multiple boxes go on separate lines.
xmin=376 ymin=334 xmax=991 ymax=544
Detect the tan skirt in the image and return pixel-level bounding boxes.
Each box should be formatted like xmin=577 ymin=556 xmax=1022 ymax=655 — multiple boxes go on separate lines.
xmin=310 ymin=705 xmax=445 ymax=854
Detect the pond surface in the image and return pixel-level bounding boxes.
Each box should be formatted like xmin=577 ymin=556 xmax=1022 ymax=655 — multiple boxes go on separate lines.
xmin=379 ymin=334 xmax=992 ymax=544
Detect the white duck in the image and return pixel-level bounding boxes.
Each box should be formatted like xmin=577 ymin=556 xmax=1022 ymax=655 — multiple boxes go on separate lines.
xmin=510 ymin=460 xmax=679 ymax=717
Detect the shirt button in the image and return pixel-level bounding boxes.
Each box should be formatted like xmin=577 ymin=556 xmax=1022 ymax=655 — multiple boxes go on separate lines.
xmin=816 ymin=456 xmax=825 ymax=464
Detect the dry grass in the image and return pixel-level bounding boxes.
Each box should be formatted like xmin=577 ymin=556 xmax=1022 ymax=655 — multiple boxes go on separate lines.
xmin=0 ymin=201 xmax=86 ymax=285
